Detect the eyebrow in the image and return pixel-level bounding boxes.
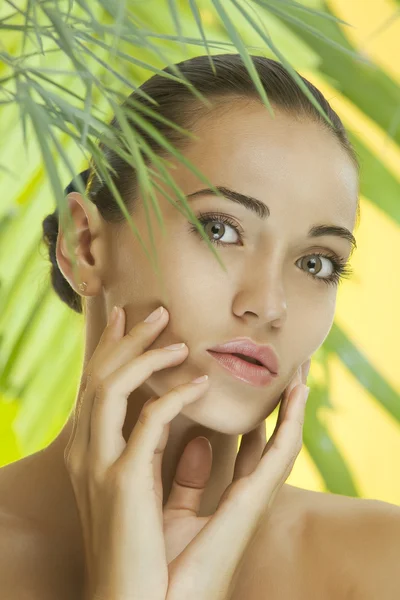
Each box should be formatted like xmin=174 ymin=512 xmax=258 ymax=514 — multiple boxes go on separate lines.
xmin=186 ymin=186 xmax=357 ymax=255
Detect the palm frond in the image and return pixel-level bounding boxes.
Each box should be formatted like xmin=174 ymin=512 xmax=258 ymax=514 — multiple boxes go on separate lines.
xmin=0 ymin=0 xmax=398 ymax=500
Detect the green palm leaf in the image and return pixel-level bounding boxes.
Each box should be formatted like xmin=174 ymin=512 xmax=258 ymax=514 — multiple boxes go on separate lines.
xmin=0 ymin=0 xmax=398 ymax=501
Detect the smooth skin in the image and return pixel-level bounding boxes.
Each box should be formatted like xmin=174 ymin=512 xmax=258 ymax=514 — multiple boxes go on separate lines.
xmin=68 ymin=303 xmax=310 ymax=600
xmin=0 ymin=99 xmax=362 ymax=599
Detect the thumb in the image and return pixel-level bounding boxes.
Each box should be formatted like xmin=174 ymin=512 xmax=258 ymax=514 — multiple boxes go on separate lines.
xmin=163 ymin=436 xmax=213 ymax=517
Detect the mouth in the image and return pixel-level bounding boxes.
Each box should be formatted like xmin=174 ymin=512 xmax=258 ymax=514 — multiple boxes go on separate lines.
xmin=206 ymin=350 xmax=277 ymax=387
xmin=207 ymin=338 xmax=279 ymax=375
xmin=230 ymin=353 xmax=264 ymax=366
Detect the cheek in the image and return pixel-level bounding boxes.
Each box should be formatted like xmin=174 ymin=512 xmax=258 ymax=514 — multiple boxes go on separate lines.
xmin=288 ymin=292 xmax=336 ymax=356
xmin=306 ymin=298 xmax=337 ymax=352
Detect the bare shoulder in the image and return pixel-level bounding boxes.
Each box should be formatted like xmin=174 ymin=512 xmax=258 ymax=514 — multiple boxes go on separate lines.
xmin=300 ymin=488 xmax=400 ymax=599
xmin=0 ymin=509 xmax=42 ymax=599
xmin=231 ymin=484 xmax=400 ymax=600
xmin=229 ymin=484 xmax=318 ymax=600
xmin=0 ymin=508 xmax=80 ymax=600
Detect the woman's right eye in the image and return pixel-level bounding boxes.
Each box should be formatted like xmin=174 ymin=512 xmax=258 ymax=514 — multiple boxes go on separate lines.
xmin=188 ymin=215 xmax=353 ymax=287
xmin=187 ymin=211 xmax=245 ymax=247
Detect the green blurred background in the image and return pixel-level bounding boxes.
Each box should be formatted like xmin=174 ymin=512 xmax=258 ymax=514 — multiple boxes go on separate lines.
xmin=0 ymin=0 xmax=399 ymax=504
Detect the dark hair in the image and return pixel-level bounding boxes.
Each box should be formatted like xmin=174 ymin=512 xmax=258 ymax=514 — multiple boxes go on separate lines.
xmin=42 ymin=53 xmax=360 ymax=314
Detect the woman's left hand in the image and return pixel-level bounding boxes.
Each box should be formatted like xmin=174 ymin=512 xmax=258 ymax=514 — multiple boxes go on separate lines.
xmin=163 ymin=359 xmax=311 ymax=600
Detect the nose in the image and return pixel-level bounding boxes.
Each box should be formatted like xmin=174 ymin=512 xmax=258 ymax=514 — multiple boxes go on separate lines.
xmin=233 ymin=266 xmax=288 ymax=326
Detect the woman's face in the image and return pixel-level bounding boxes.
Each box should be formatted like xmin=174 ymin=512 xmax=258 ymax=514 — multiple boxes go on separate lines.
xmin=103 ymin=101 xmax=359 ymax=434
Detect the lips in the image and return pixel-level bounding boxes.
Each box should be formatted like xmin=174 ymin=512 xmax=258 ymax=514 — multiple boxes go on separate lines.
xmin=231 ymin=353 xmax=264 ymax=366
xmin=207 ymin=351 xmax=277 ymax=387
xmin=207 ymin=338 xmax=279 ymax=375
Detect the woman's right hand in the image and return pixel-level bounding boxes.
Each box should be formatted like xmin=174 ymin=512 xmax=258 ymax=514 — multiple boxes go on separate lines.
xmin=64 ymin=305 xmax=210 ymax=600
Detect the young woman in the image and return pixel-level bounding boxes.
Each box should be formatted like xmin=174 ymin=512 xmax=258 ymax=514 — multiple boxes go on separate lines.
xmin=1 ymin=53 xmax=398 ymax=600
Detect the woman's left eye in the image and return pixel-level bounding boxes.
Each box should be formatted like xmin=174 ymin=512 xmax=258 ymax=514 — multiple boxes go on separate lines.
xmin=187 ymin=211 xmax=353 ymax=287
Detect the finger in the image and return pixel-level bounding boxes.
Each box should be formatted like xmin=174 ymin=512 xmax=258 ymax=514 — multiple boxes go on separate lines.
xmin=72 ymin=305 xmax=172 ymax=462
xmin=95 ymin=306 xmax=172 ymax=380
xmin=172 ymin=385 xmax=308 ymax=600
xmin=90 ymin=343 xmax=195 ymax=467
xmin=272 ymin=367 xmax=302 ymax=437
xmin=263 ymin=364 xmax=305 ymax=457
xmin=262 ymin=402 xmax=291 ymax=458
xmin=116 ymin=375 xmax=210 ymax=472
xmin=145 ymin=394 xmax=170 ymax=529
xmin=231 ymin=421 xmax=266 ymax=481
xmin=70 ymin=306 xmax=126 ymax=457
xmin=130 ymin=394 xmax=176 ymax=532
xmin=251 ymin=383 xmax=309 ymax=501
xmin=222 ymin=364 xmax=305 ymax=495
xmin=213 ymin=364 xmax=307 ymax=483
xmin=163 ymin=436 xmax=213 ymax=517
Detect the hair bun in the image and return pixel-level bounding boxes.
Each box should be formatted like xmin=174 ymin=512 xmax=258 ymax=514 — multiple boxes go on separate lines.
xmin=40 ymin=54 xmax=358 ymax=316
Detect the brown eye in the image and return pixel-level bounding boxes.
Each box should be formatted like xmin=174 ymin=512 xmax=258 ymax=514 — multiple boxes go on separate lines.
xmin=188 ymin=213 xmax=352 ymax=288
xmin=188 ymin=212 xmax=244 ymax=247
xmin=296 ymin=253 xmax=353 ymax=287
xmin=298 ymin=255 xmax=334 ymax=278
xmin=203 ymin=220 xmax=239 ymax=244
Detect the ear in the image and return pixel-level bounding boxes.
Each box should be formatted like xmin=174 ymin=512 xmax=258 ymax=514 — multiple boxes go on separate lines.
xmin=56 ymin=192 xmax=102 ymax=295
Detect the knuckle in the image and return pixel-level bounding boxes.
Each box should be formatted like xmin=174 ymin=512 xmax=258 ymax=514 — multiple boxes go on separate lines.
xmin=89 ymin=464 xmax=106 ymax=490
xmin=138 ymin=400 xmax=158 ymax=426
xmin=89 ymin=372 xmax=103 ymax=390
xmin=65 ymin=452 xmax=83 ymax=478
xmin=93 ymin=380 xmax=107 ymax=401
xmin=110 ymin=465 xmax=135 ymax=495
xmin=125 ymin=330 xmax=146 ymax=353
xmin=145 ymin=347 xmax=166 ymax=362
xmin=126 ymin=328 xmax=138 ymax=341
xmin=85 ymin=454 xmax=106 ymax=487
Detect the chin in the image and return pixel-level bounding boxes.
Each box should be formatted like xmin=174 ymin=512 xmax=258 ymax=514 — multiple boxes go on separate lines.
xmin=180 ymin=394 xmax=271 ymax=437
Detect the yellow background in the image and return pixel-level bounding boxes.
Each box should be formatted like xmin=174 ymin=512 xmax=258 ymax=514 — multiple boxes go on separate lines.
xmin=286 ymin=0 xmax=400 ymax=503
xmin=0 ymin=0 xmax=399 ymax=507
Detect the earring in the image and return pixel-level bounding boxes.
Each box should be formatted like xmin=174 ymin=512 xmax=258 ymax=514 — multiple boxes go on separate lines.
xmin=78 ymin=282 xmax=87 ymax=293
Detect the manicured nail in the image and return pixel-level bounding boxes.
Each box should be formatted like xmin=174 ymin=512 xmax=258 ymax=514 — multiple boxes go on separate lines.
xmin=144 ymin=306 xmax=164 ymax=323
xmin=165 ymin=342 xmax=186 ymax=350
xmin=192 ymin=375 xmax=209 ymax=384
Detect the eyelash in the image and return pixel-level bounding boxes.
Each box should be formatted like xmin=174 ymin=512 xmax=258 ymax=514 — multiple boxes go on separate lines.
xmin=187 ymin=211 xmax=354 ymax=287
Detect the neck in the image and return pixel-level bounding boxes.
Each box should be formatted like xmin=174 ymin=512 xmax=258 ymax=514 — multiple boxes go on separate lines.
xmin=5 ymin=302 xmax=242 ymax=555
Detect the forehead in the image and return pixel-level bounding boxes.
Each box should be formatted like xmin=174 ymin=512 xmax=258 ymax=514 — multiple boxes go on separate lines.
xmin=171 ymin=101 xmax=359 ymax=226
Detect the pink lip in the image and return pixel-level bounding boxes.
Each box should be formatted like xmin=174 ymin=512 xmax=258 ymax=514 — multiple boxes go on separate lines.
xmin=207 ymin=337 xmax=279 ymax=375
xmin=207 ymin=351 xmax=277 ymax=387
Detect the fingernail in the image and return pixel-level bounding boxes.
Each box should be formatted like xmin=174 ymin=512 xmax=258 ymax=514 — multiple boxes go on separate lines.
xmin=144 ymin=306 xmax=164 ymax=323
xmin=108 ymin=306 xmax=119 ymax=326
xmin=165 ymin=342 xmax=186 ymax=350
xmin=192 ymin=375 xmax=209 ymax=384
